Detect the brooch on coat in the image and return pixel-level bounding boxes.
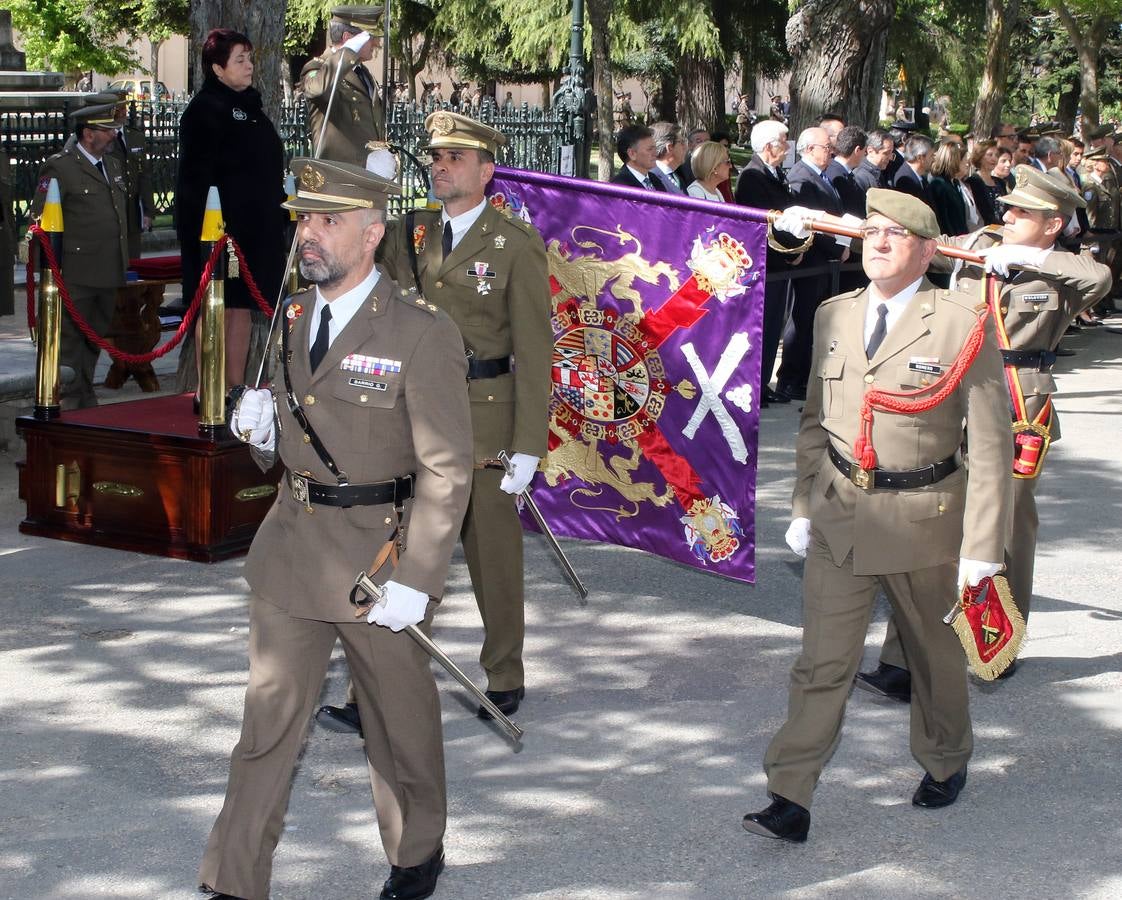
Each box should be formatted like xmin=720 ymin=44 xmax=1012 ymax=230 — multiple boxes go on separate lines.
xmin=413 ymin=224 xmax=426 ymax=253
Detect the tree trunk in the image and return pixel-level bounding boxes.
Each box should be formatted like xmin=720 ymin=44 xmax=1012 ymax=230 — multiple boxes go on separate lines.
xmin=150 ymin=39 xmax=162 ymax=84
xmin=587 ymin=0 xmax=614 ymax=181
xmin=1053 ymin=3 xmax=1107 ymax=134
xmin=1055 ymin=72 xmax=1080 ymax=133
xmin=676 ymin=53 xmax=724 ymax=133
xmin=972 ymin=0 xmax=1020 ymax=139
xmin=658 ymin=71 xmax=677 ymax=122
xmin=785 ymin=0 xmax=895 ymax=137
xmin=188 ymin=0 xmax=287 ymax=123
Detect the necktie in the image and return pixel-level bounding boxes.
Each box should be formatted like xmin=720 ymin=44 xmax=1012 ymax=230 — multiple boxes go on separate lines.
xmin=668 ymin=171 xmax=681 ymax=189
xmin=95 ymin=159 xmax=107 ymax=182
xmin=865 ymin=303 xmax=889 ymax=360
xmin=441 ymin=220 xmax=453 ymax=259
xmin=642 ymin=175 xmax=654 ymax=190
xmin=310 ymin=305 xmax=332 ymax=372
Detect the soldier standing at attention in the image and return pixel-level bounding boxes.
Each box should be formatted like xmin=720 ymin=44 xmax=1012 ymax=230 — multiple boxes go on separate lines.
xmin=29 ymin=103 xmax=129 ymax=408
xmin=198 ymin=158 xmax=472 ymax=900
xmin=741 ymin=191 xmax=1013 ymax=843
xmin=857 ymin=167 xmax=1111 ymax=702
xmin=300 ymin=6 xmax=384 ymax=164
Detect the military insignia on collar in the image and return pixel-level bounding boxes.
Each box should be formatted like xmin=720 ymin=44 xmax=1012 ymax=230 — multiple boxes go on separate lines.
xmin=232 ymin=107 xmax=247 ymax=121
xmin=413 ymin=224 xmax=426 ymax=253
xmin=300 ymin=165 xmax=325 ymax=191
xmin=286 ymin=303 xmax=304 ymax=331
xmin=429 ymin=112 xmax=456 ymax=136
xmin=494 ymin=234 xmax=506 ymax=249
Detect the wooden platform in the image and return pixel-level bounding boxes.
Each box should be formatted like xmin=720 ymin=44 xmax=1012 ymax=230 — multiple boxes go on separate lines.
xmin=16 ymin=393 xmax=281 ymax=562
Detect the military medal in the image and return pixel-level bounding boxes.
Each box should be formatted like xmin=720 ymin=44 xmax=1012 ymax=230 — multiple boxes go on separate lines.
xmin=413 ymin=224 xmax=426 ymax=253
xmin=494 ymin=234 xmax=505 ymax=249
xmin=286 ymin=302 xmax=304 ymax=332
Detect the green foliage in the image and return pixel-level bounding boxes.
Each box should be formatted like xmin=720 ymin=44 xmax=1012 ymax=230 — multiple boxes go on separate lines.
xmin=6 ymin=0 xmax=139 ymax=73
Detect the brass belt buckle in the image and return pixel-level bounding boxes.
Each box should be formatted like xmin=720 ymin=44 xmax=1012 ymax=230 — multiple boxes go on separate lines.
xmin=851 ymin=465 xmax=872 ymax=490
xmin=290 ymin=471 xmax=313 ymax=512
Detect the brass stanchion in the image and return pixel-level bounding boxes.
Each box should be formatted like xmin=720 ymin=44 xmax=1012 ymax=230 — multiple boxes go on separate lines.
xmin=34 ymin=178 xmax=64 ymax=420
xmin=198 ymin=186 xmax=227 ymax=437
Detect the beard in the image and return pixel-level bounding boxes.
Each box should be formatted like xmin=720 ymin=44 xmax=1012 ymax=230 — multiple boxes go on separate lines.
xmin=297 ymin=241 xmax=347 ymax=288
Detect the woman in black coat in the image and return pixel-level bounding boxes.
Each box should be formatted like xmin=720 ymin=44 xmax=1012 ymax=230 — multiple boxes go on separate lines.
xmin=928 ymin=140 xmax=969 ymax=236
xmin=964 ymin=141 xmax=1006 ymax=226
xmin=176 ymin=28 xmax=286 ymax=392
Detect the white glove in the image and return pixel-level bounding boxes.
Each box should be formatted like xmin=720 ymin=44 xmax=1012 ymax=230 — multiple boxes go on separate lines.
xmin=773 ymin=206 xmax=815 ymax=239
xmin=785 ymin=517 xmax=812 ymax=558
xmin=230 ymin=388 xmax=275 ymax=451
xmin=834 ymin=213 xmax=863 ymax=249
xmin=978 ymin=244 xmax=1050 ymax=278
xmin=342 ymin=31 xmax=372 ymax=54
xmin=499 ymin=452 xmax=540 ymax=495
xmin=367 ymin=580 xmax=429 ymax=632
xmin=957 ymin=558 xmax=1002 ymax=595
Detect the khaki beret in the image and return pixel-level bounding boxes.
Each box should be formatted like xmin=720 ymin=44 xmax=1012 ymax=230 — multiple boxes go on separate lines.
xmin=422 ymin=111 xmax=506 ymax=156
xmin=68 ymin=102 xmax=122 ymax=127
xmin=331 ymin=5 xmax=383 ymax=30
xmin=283 ymin=157 xmax=400 ymax=213
xmin=865 ymin=188 xmax=940 ymax=239
xmin=1000 ymin=165 xmax=1085 ymax=216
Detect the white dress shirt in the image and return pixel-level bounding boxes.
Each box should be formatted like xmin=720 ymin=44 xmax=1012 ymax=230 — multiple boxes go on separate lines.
xmin=309 ymin=264 xmax=381 ymax=352
xmin=864 ymin=276 xmax=923 ymax=348
xmin=441 ymin=198 xmax=488 ymax=252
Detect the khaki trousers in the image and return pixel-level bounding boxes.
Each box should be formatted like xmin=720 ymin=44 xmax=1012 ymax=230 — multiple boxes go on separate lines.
xmin=881 ymin=474 xmax=1037 ymax=669
xmin=61 ymin=284 xmax=117 ymax=408
xmin=461 ymin=466 xmax=525 ymax=691
xmin=763 ymin=532 xmax=973 ymax=810
xmin=199 ymin=595 xmax=445 ymax=900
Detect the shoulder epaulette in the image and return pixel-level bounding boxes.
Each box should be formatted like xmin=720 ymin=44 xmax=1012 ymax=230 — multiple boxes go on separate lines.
xmin=394 ymin=284 xmax=439 ymax=316
xmin=820 ymin=287 xmax=863 ymax=306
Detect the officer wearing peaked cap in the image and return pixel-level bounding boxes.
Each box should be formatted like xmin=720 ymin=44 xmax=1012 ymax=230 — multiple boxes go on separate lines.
xmin=858 ymin=166 xmax=1111 ymax=702
xmin=29 ymin=102 xmax=129 ymax=408
xmin=743 ymin=189 xmax=1013 ymax=842
xmin=199 ymin=156 xmax=472 ymax=900
xmin=300 ymin=6 xmax=385 ymax=165
xmin=379 ymin=110 xmax=552 ymax=720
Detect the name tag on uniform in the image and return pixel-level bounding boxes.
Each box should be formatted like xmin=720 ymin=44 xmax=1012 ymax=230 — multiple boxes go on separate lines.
xmin=1020 ymin=293 xmax=1050 ymax=303
xmin=348 ymin=377 xmax=387 ymax=391
xmin=908 ymin=357 xmax=944 ymax=375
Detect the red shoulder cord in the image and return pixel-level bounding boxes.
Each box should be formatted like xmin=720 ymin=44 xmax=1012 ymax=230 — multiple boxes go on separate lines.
xmin=852 ymin=278 xmax=993 ymax=470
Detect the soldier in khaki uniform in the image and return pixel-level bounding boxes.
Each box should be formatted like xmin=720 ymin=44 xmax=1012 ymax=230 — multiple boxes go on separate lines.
xmin=198 ymin=159 xmax=472 ymax=900
xmin=300 ymin=6 xmax=384 ymax=165
xmin=741 ymin=190 xmax=1013 ymax=844
xmin=0 ymin=147 xmax=15 ymax=317
xmin=858 ymin=167 xmax=1111 ymax=701
xmin=29 ymin=103 xmax=129 ymax=408
xmin=382 ymin=111 xmax=551 ymax=718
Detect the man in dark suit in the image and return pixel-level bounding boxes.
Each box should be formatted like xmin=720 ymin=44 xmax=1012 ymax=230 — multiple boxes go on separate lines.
xmin=773 ymin=126 xmax=849 ymax=401
xmin=676 ymin=128 xmax=710 ymax=189
xmin=610 ymin=124 xmax=666 ymax=191
xmin=827 ymin=125 xmax=868 ymax=218
xmin=891 ymin=134 xmax=934 ymax=207
xmin=734 ymin=119 xmax=803 ymax=407
xmin=855 ymin=128 xmax=893 ymax=193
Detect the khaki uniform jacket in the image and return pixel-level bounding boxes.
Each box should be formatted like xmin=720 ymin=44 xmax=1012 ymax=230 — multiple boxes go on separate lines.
xmin=379 ymin=203 xmax=553 ymax=461
xmin=300 ymin=47 xmax=384 ymax=166
xmin=793 ymin=279 xmax=1013 ymax=576
xmin=934 ymin=227 xmax=1111 ymax=435
xmin=1083 ymin=175 xmax=1116 ymax=231
xmin=30 ymin=146 xmax=129 ymax=289
xmin=245 ymin=271 xmax=473 ymax=622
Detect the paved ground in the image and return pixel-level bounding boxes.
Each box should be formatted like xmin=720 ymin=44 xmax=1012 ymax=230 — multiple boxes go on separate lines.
xmin=1 ymin=306 xmax=1120 ymax=899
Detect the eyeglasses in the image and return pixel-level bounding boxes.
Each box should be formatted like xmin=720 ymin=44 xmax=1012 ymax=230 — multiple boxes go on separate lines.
xmin=859 ymin=226 xmax=913 ymax=241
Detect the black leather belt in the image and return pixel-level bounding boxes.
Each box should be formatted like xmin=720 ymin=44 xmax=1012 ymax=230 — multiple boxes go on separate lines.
xmin=288 ymin=472 xmax=414 ymax=508
xmin=1000 ymin=349 xmax=1056 ymax=370
xmin=828 ymin=442 xmax=959 ymax=491
xmin=466 ymin=354 xmax=512 ymax=379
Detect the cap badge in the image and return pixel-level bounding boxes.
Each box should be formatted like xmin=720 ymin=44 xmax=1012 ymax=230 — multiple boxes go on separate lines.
xmin=429 ymin=112 xmax=456 ymax=136
xmin=300 ymin=165 xmax=325 ymax=191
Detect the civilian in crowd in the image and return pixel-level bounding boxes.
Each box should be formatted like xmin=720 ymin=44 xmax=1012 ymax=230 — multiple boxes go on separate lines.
xmin=686 ymin=141 xmax=731 ymax=203
xmin=1030 ymin=136 xmax=1062 ymax=173
xmin=651 ymin=121 xmax=687 ymax=193
xmin=827 ymin=125 xmax=869 ymax=217
xmin=929 ymin=141 xmax=971 ymax=236
xmin=855 ymin=129 xmax=893 ymax=192
xmin=709 ymin=131 xmax=735 ymax=201
xmin=891 ymin=134 xmax=934 ymax=207
xmin=1013 ymin=133 xmax=1035 ymax=168
xmin=965 ymin=141 xmax=1005 ymax=226
xmin=610 ymin=125 xmax=665 ymax=191
xmin=678 ymin=127 xmax=710 ymax=189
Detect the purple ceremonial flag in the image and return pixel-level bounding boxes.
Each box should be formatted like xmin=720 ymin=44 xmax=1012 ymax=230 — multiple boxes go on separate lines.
xmin=489 ymin=168 xmax=767 ymax=584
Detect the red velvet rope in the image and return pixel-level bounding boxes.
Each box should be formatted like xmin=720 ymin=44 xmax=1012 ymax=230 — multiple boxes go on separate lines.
xmin=24 ymin=227 xmax=274 ymax=364
xmin=852 ymin=289 xmax=992 ymax=470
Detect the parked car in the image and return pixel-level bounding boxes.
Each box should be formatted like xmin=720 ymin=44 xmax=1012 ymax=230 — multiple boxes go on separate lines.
xmin=106 ymin=78 xmax=169 ymax=101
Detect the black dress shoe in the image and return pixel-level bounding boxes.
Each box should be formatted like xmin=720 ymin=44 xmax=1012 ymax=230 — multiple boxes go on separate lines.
xmin=478 ymin=686 xmax=525 ymax=719
xmin=200 ymin=887 xmax=247 ymax=899
xmin=855 ymin=662 xmax=911 ymax=703
xmin=316 ymin=702 xmax=363 ymax=737
xmin=777 ymin=384 xmax=807 ymax=402
xmin=763 ymin=387 xmax=791 ymax=405
xmin=380 ymin=845 xmax=445 ymax=900
xmin=1054 ymin=346 xmax=1076 ymax=357
xmin=742 ymin=795 xmax=810 ymax=843
xmin=912 ymin=767 xmax=967 ymax=808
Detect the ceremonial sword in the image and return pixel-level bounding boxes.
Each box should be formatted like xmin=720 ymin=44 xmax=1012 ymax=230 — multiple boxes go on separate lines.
xmin=486 ymin=450 xmax=589 ymax=604
xmin=350 ymin=574 xmax=524 ymax=743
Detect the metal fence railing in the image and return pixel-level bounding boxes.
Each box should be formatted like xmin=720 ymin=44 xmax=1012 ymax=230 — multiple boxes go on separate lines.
xmin=2 ymin=95 xmax=577 ymax=230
